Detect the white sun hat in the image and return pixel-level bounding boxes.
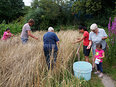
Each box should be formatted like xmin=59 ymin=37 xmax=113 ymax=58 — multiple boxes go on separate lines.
xmin=48 ymin=27 xmax=54 ymax=32
xmin=90 ymin=23 xmax=98 ymax=30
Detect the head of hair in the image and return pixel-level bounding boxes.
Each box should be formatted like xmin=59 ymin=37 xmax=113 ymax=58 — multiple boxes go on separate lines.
xmin=28 ymin=19 xmax=35 ymax=24
xmin=48 ymin=27 xmax=54 ymax=32
xmin=6 ymin=28 xmax=10 ymax=31
xmin=96 ymin=43 xmax=102 ymax=49
xmin=78 ymin=25 xmax=88 ymax=31
xmin=90 ymin=23 xmax=98 ymax=30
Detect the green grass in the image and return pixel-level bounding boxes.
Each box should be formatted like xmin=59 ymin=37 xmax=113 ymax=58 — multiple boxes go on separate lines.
xmin=103 ymin=59 xmax=116 ymax=81
xmin=87 ymin=73 xmax=104 ymax=87
xmin=43 ymin=69 xmax=104 ymax=87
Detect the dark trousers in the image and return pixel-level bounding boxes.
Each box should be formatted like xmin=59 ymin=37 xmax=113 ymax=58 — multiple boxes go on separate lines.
xmin=96 ymin=62 xmax=103 ymax=72
xmin=44 ymin=50 xmax=57 ymax=70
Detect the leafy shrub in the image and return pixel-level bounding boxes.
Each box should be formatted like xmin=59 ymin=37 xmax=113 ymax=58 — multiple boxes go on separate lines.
xmin=26 ymin=0 xmax=73 ymax=31
xmin=0 ymin=22 xmax=23 ymax=37
xmin=26 ymin=0 xmax=60 ymax=30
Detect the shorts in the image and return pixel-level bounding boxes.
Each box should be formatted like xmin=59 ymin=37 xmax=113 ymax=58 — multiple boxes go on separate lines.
xmin=83 ymin=45 xmax=91 ymax=56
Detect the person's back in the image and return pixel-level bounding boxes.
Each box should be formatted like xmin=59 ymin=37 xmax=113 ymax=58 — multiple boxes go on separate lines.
xmin=43 ymin=32 xmax=59 ymax=51
xmin=44 ymin=32 xmax=57 ymax=44
xmin=43 ymin=27 xmax=59 ymax=70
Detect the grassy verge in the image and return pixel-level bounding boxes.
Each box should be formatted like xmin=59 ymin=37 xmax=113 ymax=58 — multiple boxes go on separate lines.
xmin=88 ymin=73 xmax=104 ymax=87
xmin=103 ymin=59 xmax=116 ymax=81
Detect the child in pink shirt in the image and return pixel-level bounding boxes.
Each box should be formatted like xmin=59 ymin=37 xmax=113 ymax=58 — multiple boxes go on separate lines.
xmin=2 ymin=28 xmax=14 ymax=40
xmin=94 ymin=43 xmax=105 ymax=78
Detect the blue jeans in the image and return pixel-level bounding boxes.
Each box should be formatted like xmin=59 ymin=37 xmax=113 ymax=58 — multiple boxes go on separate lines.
xmin=21 ymin=38 xmax=28 ymax=44
xmin=96 ymin=62 xmax=103 ymax=72
xmin=44 ymin=49 xmax=57 ymax=70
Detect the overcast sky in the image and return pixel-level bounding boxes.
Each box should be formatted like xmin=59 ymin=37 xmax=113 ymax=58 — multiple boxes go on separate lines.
xmin=23 ymin=0 xmax=32 ymax=6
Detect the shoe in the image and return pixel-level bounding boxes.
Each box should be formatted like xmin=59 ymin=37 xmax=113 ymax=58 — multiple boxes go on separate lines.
xmin=98 ymin=73 xmax=103 ymax=78
xmin=94 ymin=71 xmax=100 ymax=75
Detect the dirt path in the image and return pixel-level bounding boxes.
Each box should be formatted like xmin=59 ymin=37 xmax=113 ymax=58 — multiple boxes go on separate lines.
xmin=101 ymin=74 xmax=116 ymax=87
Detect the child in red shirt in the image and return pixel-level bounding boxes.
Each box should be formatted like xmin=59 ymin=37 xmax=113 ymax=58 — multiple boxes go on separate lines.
xmin=73 ymin=25 xmax=91 ymax=62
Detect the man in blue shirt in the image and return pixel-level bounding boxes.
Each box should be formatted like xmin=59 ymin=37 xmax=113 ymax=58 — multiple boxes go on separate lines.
xmin=43 ymin=27 xmax=59 ymax=70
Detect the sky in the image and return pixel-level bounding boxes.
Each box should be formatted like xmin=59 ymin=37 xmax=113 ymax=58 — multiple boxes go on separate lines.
xmin=23 ymin=0 xmax=32 ymax=6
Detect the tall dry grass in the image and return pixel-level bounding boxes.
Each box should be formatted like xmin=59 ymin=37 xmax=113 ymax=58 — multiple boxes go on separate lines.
xmin=0 ymin=30 xmax=87 ymax=87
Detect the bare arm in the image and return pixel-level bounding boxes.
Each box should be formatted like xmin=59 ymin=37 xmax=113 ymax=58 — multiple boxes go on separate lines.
xmin=87 ymin=40 xmax=92 ymax=49
xmin=6 ymin=32 xmax=10 ymax=36
xmin=6 ymin=32 xmax=14 ymax=36
xmin=93 ymin=56 xmax=96 ymax=62
xmin=57 ymin=41 xmax=60 ymax=48
xmin=99 ymin=52 xmax=105 ymax=59
xmin=11 ymin=33 xmax=14 ymax=36
xmin=73 ymin=36 xmax=85 ymax=44
xmin=102 ymin=37 xmax=107 ymax=40
xmin=57 ymin=41 xmax=59 ymax=44
xmin=28 ymin=30 xmax=38 ymax=40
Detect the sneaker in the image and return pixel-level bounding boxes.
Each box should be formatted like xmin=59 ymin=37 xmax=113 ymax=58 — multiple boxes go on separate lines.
xmin=98 ymin=73 xmax=103 ymax=78
xmin=94 ymin=71 xmax=100 ymax=75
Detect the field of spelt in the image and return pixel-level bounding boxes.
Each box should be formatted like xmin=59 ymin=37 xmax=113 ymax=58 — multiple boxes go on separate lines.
xmin=0 ymin=30 xmax=86 ymax=87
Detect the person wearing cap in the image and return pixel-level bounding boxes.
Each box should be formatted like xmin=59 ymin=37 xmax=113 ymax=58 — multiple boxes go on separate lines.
xmin=1 ymin=28 xmax=14 ymax=40
xmin=20 ymin=19 xmax=38 ymax=44
xmin=87 ymin=23 xmax=107 ymax=68
xmin=43 ymin=27 xmax=59 ymax=70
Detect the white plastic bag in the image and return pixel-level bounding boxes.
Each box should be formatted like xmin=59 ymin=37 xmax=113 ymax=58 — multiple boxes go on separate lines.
xmin=95 ymin=58 xmax=101 ymax=64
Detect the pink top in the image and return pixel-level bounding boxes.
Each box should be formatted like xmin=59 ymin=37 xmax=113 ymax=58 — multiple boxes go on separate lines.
xmin=95 ymin=49 xmax=104 ymax=62
xmin=2 ymin=32 xmax=12 ymax=40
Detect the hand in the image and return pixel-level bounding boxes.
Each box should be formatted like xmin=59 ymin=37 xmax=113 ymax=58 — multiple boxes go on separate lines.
xmin=102 ymin=37 xmax=107 ymax=40
xmin=96 ymin=57 xmax=99 ymax=59
xmin=12 ymin=34 xmax=15 ymax=36
xmin=77 ymin=38 xmax=81 ymax=40
xmin=72 ymin=42 xmax=76 ymax=44
xmin=35 ymin=37 xmax=38 ymax=40
xmin=87 ymin=45 xmax=91 ymax=49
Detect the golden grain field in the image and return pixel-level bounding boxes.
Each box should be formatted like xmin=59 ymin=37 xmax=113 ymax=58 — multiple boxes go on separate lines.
xmin=0 ymin=30 xmax=83 ymax=87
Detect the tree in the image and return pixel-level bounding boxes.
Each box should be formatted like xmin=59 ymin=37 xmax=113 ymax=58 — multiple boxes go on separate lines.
xmin=0 ymin=0 xmax=24 ymax=23
xmin=72 ymin=0 xmax=102 ymax=16
xmin=31 ymin=0 xmax=39 ymax=9
xmin=72 ymin=0 xmax=115 ymax=17
xmin=27 ymin=0 xmax=61 ymax=30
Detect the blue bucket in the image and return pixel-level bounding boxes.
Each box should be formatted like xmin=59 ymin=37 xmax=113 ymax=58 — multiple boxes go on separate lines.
xmin=73 ymin=61 xmax=92 ymax=81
